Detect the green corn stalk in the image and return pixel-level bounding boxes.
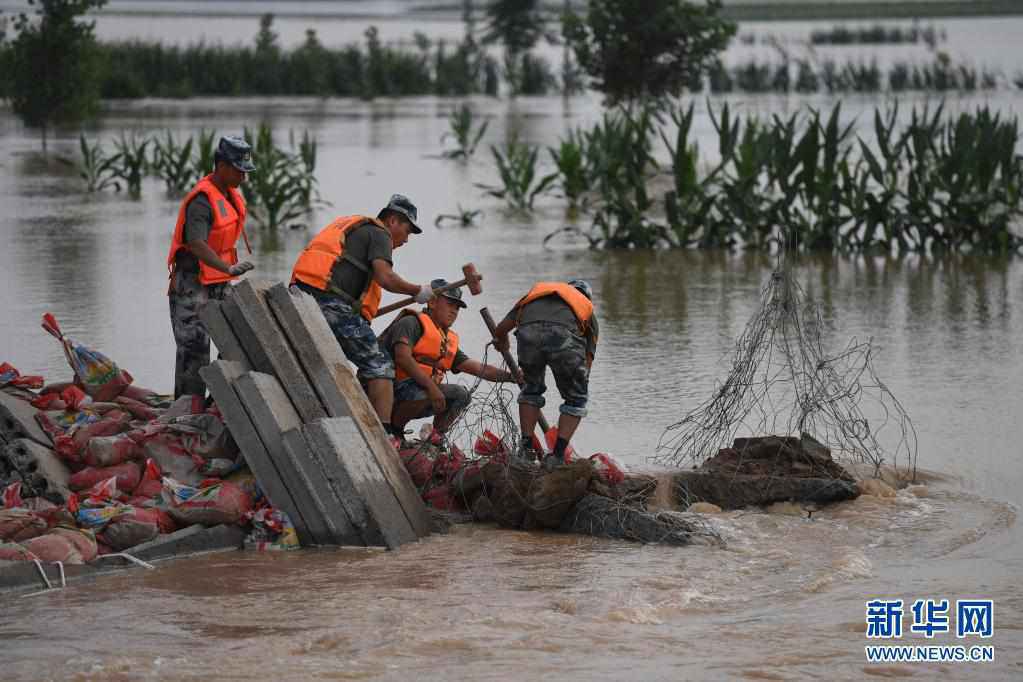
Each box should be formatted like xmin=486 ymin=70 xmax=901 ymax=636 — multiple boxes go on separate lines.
xmin=78 ymin=134 xmax=122 ymax=193
xmin=151 ymin=131 xmax=197 ymax=194
xmin=441 ymin=103 xmax=489 ymax=160
xmin=475 ymin=133 xmax=557 ymax=212
xmin=113 ymin=133 xmax=150 ymax=197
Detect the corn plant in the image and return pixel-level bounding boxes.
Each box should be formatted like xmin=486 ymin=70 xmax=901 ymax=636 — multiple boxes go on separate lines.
xmin=475 ymin=133 xmax=557 ymax=211
xmin=441 ymin=103 xmax=489 ymax=160
xmin=151 ymin=131 xmax=197 ymax=194
xmin=77 ymin=134 xmax=122 ymax=192
xmin=243 ymin=124 xmax=326 ymax=230
xmin=547 ymin=129 xmax=589 ymax=212
xmin=113 ymin=133 xmax=150 ymax=197
xmin=193 ymin=128 xmax=217 ymax=178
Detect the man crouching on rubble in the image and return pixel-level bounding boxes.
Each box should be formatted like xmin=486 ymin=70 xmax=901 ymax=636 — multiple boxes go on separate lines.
xmin=378 ymin=279 xmax=518 ymax=444
xmin=492 ymin=280 xmax=598 ymax=471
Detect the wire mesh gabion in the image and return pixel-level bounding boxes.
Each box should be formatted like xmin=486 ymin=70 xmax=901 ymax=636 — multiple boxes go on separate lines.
xmin=653 ymin=268 xmax=917 ymax=477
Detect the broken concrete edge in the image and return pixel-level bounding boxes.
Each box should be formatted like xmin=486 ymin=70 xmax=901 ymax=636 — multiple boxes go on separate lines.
xmin=0 ymin=391 xmax=52 ymax=448
xmin=0 ymin=523 xmax=247 ymax=596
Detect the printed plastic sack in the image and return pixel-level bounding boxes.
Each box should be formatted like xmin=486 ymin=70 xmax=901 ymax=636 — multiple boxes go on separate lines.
xmin=422 ymin=485 xmax=462 ymax=511
xmin=132 ymin=459 xmax=164 ymax=500
xmin=84 ymin=434 xmax=141 ymax=468
xmin=433 ymin=444 xmax=466 ymax=484
xmin=0 ymin=509 xmax=48 ymax=542
xmin=21 ymin=533 xmax=85 ymax=564
xmin=41 ymin=313 xmax=133 ymax=402
xmin=473 ymin=430 xmax=509 ymax=459
xmin=60 ymin=385 xmax=91 ymax=411
xmin=244 ymin=507 xmax=299 ymax=552
xmin=400 ymin=447 xmax=435 ymax=487
xmin=100 ymin=508 xmax=176 ymax=551
xmin=0 ymin=362 xmax=44 ymax=389
xmin=2 ymin=482 xmax=25 ymax=509
xmin=0 ymin=541 xmax=37 ymax=561
xmin=55 ymin=410 xmax=131 ymax=464
xmin=160 ymin=413 xmax=238 ymax=460
xmin=141 ymin=435 xmax=203 ymax=486
xmin=69 ymin=462 xmax=141 ymax=494
xmin=75 ymin=503 xmax=132 ymax=529
xmin=36 ymin=409 xmax=101 ymax=443
xmin=30 ymin=392 xmax=67 ymax=411
xmin=165 ymin=479 xmax=252 ymax=527
xmin=50 ymin=526 xmax=98 ymax=563
xmin=589 ymin=453 xmax=626 ymax=486
xmin=114 ymin=396 xmax=159 ymax=422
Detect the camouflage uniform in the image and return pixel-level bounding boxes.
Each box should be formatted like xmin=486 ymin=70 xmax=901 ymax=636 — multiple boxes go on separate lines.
xmin=169 ymin=269 xmax=227 ymax=398
xmin=392 ymin=378 xmax=471 ymax=421
xmin=515 ymin=322 xmax=590 ymax=417
xmin=293 ymin=284 xmax=395 ymax=381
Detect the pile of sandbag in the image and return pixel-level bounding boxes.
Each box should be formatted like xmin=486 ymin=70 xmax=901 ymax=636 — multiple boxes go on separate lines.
xmin=0 ymin=314 xmax=283 ymax=568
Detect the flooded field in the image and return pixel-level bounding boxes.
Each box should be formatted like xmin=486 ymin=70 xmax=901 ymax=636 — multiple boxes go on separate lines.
xmin=1 ymin=6 xmax=1022 ymax=680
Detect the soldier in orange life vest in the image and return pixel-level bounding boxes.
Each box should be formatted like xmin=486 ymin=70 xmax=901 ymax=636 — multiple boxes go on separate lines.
xmin=378 ymin=279 xmax=518 ymax=442
xmin=166 ymin=136 xmax=256 ymax=399
xmin=492 ymin=280 xmax=599 ymax=471
xmin=291 ymin=194 xmax=436 ymax=442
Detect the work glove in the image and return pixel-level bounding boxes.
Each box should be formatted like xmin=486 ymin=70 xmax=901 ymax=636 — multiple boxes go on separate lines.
xmin=228 ymin=261 xmax=255 ymax=276
xmin=414 ymin=284 xmax=436 ymax=304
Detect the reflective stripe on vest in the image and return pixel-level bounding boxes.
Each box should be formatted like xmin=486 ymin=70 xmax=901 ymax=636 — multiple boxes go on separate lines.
xmin=516 ymin=282 xmax=594 ymax=334
xmin=290 ymin=215 xmax=388 ymax=321
xmin=166 ymin=175 xmax=248 ymax=286
xmin=393 ymin=311 xmax=460 ymax=384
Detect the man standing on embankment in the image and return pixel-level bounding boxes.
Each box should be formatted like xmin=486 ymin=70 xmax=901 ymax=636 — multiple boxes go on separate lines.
xmin=290 ymin=194 xmax=437 ymax=443
xmin=493 ymin=280 xmax=599 ymax=471
xmin=166 ymin=136 xmax=256 ymax=400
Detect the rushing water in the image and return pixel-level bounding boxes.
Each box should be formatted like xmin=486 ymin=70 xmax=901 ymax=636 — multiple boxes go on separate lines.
xmin=2 ymin=8 xmax=1023 ymax=679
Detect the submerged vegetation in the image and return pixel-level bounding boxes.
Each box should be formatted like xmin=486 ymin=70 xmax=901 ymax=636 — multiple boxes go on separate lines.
xmin=528 ymin=103 xmax=1023 ymax=254
xmin=73 ymin=125 xmax=324 ymax=229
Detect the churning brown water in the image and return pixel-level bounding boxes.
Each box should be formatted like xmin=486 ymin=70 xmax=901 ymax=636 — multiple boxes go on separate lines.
xmin=2 ymin=25 xmax=1023 ymax=677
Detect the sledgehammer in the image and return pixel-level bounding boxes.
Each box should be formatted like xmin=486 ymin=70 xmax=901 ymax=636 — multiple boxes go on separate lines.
xmin=480 ymin=306 xmax=551 ymax=435
xmin=374 ymin=263 xmax=483 ymax=318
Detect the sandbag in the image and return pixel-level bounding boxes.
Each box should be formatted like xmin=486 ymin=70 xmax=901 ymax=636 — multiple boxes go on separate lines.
xmin=0 ymin=509 xmax=48 ymax=542
xmin=21 ymin=533 xmax=84 ymax=564
xmin=141 ymin=435 xmax=202 ymax=486
xmin=400 ymin=448 xmax=434 ymax=487
xmin=589 ymin=453 xmax=626 ymax=486
xmin=166 ymin=480 xmax=252 ymax=527
xmin=114 ymin=396 xmax=159 ymax=422
xmin=422 ymin=485 xmax=462 ymax=511
xmin=0 ymin=362 xmax=44 ymax=389
xmin=50 ymin=526 xmax=98 ymax=563
xmin=41 ymin=313 xmax=133 ymax=401
xmin=0 ymin=541 xmax=36 ymax=561
xmin=54 ymin=410 xmax=131 ymax=464
xmin=69 ymin=462 xmax=141 ymax=493
xmin=99 ymin=508 xmax=176 ymax=551
xmin=132 ymin=459 xmax=164 ymax=500
xmin=83 ymin=434 xmax=141 ymax=468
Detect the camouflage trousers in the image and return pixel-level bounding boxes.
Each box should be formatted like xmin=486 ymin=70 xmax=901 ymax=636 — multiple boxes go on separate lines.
xmin=515 ymin=322 xmax=589 ymax=417
xmin=169 ymin=269 xmax=227 ymax=398
xmin=291 ymin=285 xmax=395 ymax=381
xmin=393 ymin=378 xmax=471 ymax=421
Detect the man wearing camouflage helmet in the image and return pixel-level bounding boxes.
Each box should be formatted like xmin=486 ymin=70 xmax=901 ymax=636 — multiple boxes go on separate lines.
xmin=493 ymin=279 xmax=599 ymax=470
xmin=166 ymin=136 xmax=256 ymax=399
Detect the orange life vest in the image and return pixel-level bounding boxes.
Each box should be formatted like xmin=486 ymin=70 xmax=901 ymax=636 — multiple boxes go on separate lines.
xmin=517 ymin=282 xmax=594 ymax=334
xmin=290 ymin=215 xmax=389 ymax=321
xmin=166 ymin=175 xmax=248 ymax=286
xmin=393 ymin=311 xmax=460 ymax=385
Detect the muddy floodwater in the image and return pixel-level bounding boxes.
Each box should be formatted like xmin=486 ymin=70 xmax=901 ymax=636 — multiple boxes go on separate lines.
xmin=2 ymin=9 xmax=1023 ymax=677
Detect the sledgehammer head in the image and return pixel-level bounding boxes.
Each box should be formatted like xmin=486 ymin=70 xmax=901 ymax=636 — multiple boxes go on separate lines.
xmin=462 ymin=263 xmax=483 ymax=295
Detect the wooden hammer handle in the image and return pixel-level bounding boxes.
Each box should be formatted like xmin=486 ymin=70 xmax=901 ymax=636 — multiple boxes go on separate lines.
xmin=374 ymin=278 xmax=471 ymax=318
xmin=480 ymin=307 xmax=551 ymax=435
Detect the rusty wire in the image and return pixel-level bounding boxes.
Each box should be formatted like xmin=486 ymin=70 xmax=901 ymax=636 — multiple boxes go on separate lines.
xmin=654 ymin=267 xmax=917 ymax=478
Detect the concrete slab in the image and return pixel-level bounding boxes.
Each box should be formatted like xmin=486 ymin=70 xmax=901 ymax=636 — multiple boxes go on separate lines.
xmin=231 ymin=280 xmax=326 ymax=424
xmin=281 ymin=427 xmax=383 ymax=547
xmin=0 ymin=392 xmax=51 ymax=448
xmin=304 ymin=417 xmax=418 ymax=549
xmin=266 ymin=283 xmax=432 ymax=538
xmin=220 ymin=291 xmax=275 ymax=376
xmin=200 ymin=299 xmax=252 ymax=368
xmin=2 ymin=438 xmax=71 ymax=504
xmin=126 ymin=523 xmax=246 ymax=561
xmin=235 ymin=371 xmax=357 ymax=546
xmin=200 ymin=361 xmax=316 ymax=546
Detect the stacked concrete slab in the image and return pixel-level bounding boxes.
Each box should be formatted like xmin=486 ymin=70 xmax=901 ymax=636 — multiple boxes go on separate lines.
xmin=199 ymin=280 xmax=430 ymax=549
